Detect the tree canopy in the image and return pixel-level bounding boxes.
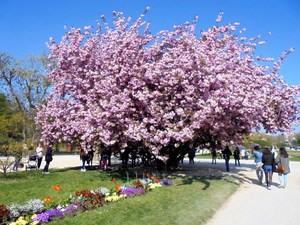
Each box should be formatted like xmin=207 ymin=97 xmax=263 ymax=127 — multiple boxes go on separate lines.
xmin=36 ymin=10 xmax=300 ymax=158
xmin=0 ymin=53 xmax=51 ymax=142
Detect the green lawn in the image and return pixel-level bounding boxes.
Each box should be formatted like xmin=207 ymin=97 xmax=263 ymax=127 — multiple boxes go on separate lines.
xmin=288 ymin=151 xmax=300 ymax=161
xmin=0 ymin=168 xmax=239 ymax=225
xmin=195 ymin=153 xmax=212 ymax=159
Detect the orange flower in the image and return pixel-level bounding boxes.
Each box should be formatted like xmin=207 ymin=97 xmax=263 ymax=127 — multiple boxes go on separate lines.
xmin=112 ymin=177 xmax=116 ymax=182
xmin=155 ymin=177 xmax=160 ymax=183
xmin=150 ymin=175 xmax=155 ymax=180
xmin=44 ymin=196 xmax=52 ymax=203
xmin=54 ymin=185 xmax=61 ymax=191
xmin=144 ymin=172 xmax=149 ymax=177
xmin=115 ymin=184 xmax=121 ymax=191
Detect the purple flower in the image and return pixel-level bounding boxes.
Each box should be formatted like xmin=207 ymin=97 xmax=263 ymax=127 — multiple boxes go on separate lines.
xmin=62 ymin=204 xmax=78 ymax=217
xmin=120 ymin=187 xmax=145 ymax=198
xmin=160 ymin=179 xmax=174 ymax=186
xmin=34 ymin=209 xmax=64 ymax=223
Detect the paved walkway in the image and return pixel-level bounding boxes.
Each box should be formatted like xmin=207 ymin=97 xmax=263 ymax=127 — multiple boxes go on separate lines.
xmin=204 ymin=159 xmax=300 ymax=225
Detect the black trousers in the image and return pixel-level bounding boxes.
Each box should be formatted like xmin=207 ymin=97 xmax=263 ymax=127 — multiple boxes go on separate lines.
xmin=43 ymin=161 xmax=51 ymax=172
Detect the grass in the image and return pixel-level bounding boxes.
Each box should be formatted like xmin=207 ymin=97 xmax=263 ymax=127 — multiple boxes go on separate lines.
xmin=287 ymin=151 xmax=300 ymax=161
xmin=195 ymin=153 xmax=212 ymax=159
xmin=0 ymin=167 xmax=239 ymax=225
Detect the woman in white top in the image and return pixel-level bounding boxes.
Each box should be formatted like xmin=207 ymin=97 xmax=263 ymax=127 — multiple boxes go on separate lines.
xmin=35 ymin=143 xmax=44 ymax=169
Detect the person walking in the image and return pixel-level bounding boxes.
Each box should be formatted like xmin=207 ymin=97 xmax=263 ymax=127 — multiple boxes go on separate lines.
xmin=211 ymin=149 xmax=217 ymax=164
xmin=252 ymin=145 xmax=264 ymax=184
xmin=35 ymin=143 xmax=44 ymax=169
xmin=12 ymin=150 xmax=22 ymax=172
xmin=188 ymin=148 xmax=196 ymax=164
xmin=275 ymin=147 xmax=290 ymax=189
xmin=233 ymin=147 xmax=240 ymax=167
xmin=79 ymin=146 xmax=88 ymax=172
xmin=100 ymin=149 xmax=109 ymax=171
xmin=222 ymin=146 xmax=232 ymax=172
xmin=43 ymin=145 xmax=53 ymax=174
xmin=262 ymin=147 xmax=274 ymax=190
xmin=87 ymin=147 xmax=95 ymax=168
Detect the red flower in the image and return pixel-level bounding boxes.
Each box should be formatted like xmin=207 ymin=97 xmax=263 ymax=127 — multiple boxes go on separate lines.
xmin=54 ymin=185 xmax=61 ymax=191
xmin=112 ymin=177 xmax=116 ymax=182
xmin=44 ymin=196 xmax=52 ymax=203
xmin=115 ymin=184 xmax=121 ymax=191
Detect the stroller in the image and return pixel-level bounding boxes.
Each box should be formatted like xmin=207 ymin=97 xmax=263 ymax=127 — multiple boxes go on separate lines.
xmin=25 ymin=155 xmax=38 ymax=171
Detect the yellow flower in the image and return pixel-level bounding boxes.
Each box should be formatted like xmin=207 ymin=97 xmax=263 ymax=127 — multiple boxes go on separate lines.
xmin=149 ymin=183 xmax=162 ymax=190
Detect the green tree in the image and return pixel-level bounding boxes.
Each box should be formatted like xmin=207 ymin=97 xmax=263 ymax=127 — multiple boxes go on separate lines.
xmin=0 ymin=94 xmax=25 ymax=144
xmin=0 ymin=53 xmax=51 ymax=143
xmin=290 ymin=133 xmax=300 ymax=146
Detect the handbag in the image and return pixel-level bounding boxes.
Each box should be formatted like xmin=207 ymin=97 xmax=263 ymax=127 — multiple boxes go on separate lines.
xmin=277 ymin=165 xmax=285 ymax=173
xmin=277 ymin=158 xmax=285 ymax=173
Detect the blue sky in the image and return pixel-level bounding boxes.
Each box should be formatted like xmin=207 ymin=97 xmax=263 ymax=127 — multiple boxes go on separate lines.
xmin=1 ymin=0 xmax=299 ymax=86
xmin=1 ymin=0 xmax=299 ymax=132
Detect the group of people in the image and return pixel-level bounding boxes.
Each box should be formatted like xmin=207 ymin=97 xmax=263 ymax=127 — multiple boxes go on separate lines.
xmin=220 ymin=145 xmax=291 ymax=189
xmin=78 ymin=146 xmax=96 ymax=172
xmin=253 ymin=145 xmax=290 ymax=190
xmin=11 ymin=143 xmax=52 ymax=174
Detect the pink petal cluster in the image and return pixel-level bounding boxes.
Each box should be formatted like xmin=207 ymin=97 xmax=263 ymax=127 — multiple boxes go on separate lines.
xmin=35 ymin=11 xmax=300 ymax=154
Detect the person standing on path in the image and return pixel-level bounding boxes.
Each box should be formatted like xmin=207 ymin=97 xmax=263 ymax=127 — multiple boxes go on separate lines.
xmin=233 ymin=147 xmax=240 ymax=166
xmin=79 ymin=146 xmax=88 ymax=172
xmin=275 ymin=147 xmax=290 ymax=188
xmin=222 ymin=146 xmax=232 ymax=172
xmin=252 ymin=145 xmax=264 ymax=184
xmin=262 ymin=147 xmax=274 ymax=190
xmin=87 ymin=147 xmax=95 ymax=168
xmin=211 ymin=149 xmax=217 ymax=164
xmin=188 ymin=147 xmax=196 ymax=164
xmin=43 ymin=145 xmax=53 ymax=174
xmin=12 ymin=149 xmax=22 ymax=172
xmin=35 ymin=143 xmax=44 ymax=169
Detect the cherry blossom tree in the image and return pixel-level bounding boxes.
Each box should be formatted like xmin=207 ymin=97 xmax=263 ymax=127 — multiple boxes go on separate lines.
xmin=36 ymin=10 xmax=300 ymax=168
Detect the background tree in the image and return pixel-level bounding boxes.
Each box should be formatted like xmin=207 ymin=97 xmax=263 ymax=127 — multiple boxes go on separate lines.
xmin=0 ymin=53 xmax=51 ymax=143
xmin=35 ymin=10 xmax=300 ymax=169
xmin=291 ymin=133 xmax=300 ymax=146
xmin=0 ymin=93 xmax=24 ymax=144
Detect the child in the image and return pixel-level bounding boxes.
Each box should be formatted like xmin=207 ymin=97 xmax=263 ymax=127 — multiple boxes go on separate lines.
xmin=101 ymin=150 xmax=108 ymax=171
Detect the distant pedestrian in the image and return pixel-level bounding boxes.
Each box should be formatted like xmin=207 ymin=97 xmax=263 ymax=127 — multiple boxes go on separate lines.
xmin=262 ymin=147 xmax=274 ymax=190
xmin=222 ymin=146 xmax=232 ymax=172
xmin=211 ymin=149 xmax=217 ymax=164
xmin=275 ymin=147 xmax=290 ymax=189
xmin=79 ymin=146 xmax=88 ymax=172
xmin=3 ymin=145 xmax=8 ymax=156
xmin=233 ymin=147 xmax=240 ymax=166
xmin=252 ymin=145 xmax=264 ymax=184
xmin=188 ymin=148 xmax=196 ymax=164
xmin=87 ymin=147 xmax=95 ymax=168
xmin=13 ymin=150 xmax=22 ymax=172
xmin=35 ymin=143 xmax=44 ymax=169
xmin=100 ymin=149 xmax=109 ymax=171
xmin=43 ymin=145 xmax=53 ymax=174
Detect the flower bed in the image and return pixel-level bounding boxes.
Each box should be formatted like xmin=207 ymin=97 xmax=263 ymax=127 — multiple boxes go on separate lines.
xmin=1 ymin=174 xmax=174 ymax=224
